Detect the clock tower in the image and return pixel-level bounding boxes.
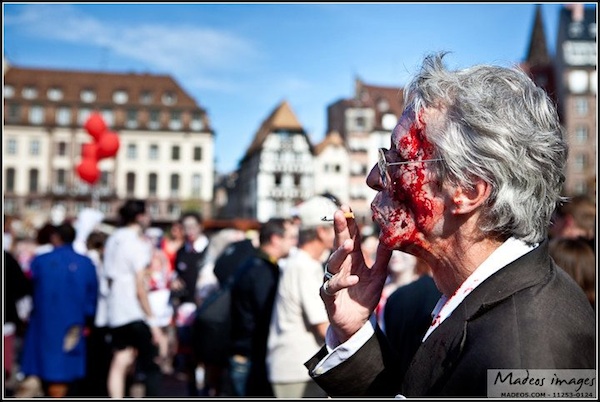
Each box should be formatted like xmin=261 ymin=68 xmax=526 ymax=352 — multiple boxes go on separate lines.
xmin=555 ymin=4 xmax=596 ymax=197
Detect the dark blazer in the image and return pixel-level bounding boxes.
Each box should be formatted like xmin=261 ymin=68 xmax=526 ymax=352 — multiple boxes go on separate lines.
xmin=305 ymin=240 xmax=596 ymax=397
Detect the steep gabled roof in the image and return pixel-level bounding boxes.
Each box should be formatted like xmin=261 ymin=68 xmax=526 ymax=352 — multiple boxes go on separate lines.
xmin=244 ymin=100 xmax=306 ymax=157
xmin=314 ymin=130 xmax=345 ymax=155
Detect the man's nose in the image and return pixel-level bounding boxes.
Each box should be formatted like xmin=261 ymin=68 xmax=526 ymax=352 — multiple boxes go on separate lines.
xmin=366 ymin=164 xmax=383 ymax=191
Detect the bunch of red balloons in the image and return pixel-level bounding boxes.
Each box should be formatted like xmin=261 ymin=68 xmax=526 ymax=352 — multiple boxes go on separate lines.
xmin=76 ymin=113 xmax=120 ymax=184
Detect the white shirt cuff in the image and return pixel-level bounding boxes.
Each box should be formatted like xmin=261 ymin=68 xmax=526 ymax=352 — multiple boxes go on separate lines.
xmin=311 ymin=314 xmax=377 ymax=376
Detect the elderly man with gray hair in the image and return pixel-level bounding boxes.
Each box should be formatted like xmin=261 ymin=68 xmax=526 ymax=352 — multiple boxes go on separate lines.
xmin=305 ymin=52 xmax=595 ymax=397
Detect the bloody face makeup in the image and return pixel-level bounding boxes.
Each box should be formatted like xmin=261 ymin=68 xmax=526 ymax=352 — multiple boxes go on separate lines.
xmin=370 ymin=107 xmax=445 ymax=252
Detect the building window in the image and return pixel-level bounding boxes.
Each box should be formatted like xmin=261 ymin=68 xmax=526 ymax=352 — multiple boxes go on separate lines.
xmin=47 ymin=88 xmax=63 ymax=101
xmin=99 ymin=171 xmax=110 ymax=190
xmin=140 ymin=91 xmax=153 ymax=105
xmin=57 ymin=141 xmax=68 ymax=157
xmin=29 ymin=169 xmax=39 ymax=193
xmin=126 ymin=109 xmax=138 ymax=129
xmin=99 ymin=202 xmax=111 ymax=214
xmin=149 ymin=109 xmax=160 ymax=130
xmin=573 ymin=153 xmax=588 ymax=172
xmin=4 ymin=85 xmax=15 ymax=98
xmin=5 ymin=168 xmax=15 ymax=192
xmin=30 ymin=139 xmax=41 ymax=156
xmin=162 ymin=91 xmax=177 ymax=105
xmin=293 ymin=173 xmax=302 ymax=186
xmin=7 ymin=138 xmax=18 ymax=155
xmin=193 ymin=146 xmax=202 ymax=161
xmin=26 ymin=199 xmax=43 ymax=210
xmin=190 ymin=112 xmax=203 ymax=131
xmin=113 ymin=90 xmax=128 ymax=104
xmin=7 ymin=103 xmax=21 ymax=122
xmin=149 ymin=144 xmax=159 ymax=160
xmin=22 ymin=86 xmax=38 ymax=99
xmin=171 ymin=145 xmax=180 ymax=161
xmin=574 ymin=182 xmax=587 ymax=195
xmin=148 ymin=173 xmax=158 ymax=196
xmin=29 ymin=105 xmax=44 ymax=125
xmin=101 ymin=109 xmax=114 ymax=127
xmin=56 ymin=169 xmax=66 ymax=186
xmin=80 ymin=89 xmax=96 ymax=103
xmin=170 ymin=174 xmax=180 ymax=197
xmin=149 ymin=203 xmax=160 ymax=218
xmin=169 ymin=110 xmax=182 ymax=130
xmin=55 ymin=169 xmax=67 ymax=193
xmin=274 ymin=173 xmax=282 ymax=186
xmin=4 ymin=199 xmax=17 ymax=215
xmin=574 ymin=97 xmax=588 ymax=116
xmin=377 ymin=98 xmax=389 ymax=112
xmin=127 ymin=144 xmax=138 ymax=160
xmin=168 ymin=203 xmax=181 ymax=217
xmin=355 ymin=116 xmax=365 ymax=130
xmin=575 ymin=126 xmax=589 ymax=143
xmin=192 ymin=174 xmax=202 ymax=197
xmin=126 ymin=172 xmax=136 ymax=196
xmin=78 ymin=108 xmax=91 ymax=125
xmin=56 ymin=107 xmax=72 ymax=126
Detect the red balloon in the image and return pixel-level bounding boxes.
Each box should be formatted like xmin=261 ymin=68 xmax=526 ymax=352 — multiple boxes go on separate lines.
xmin=82 ymin=142 xmax=99 ymax=160
xmin=76 ymin=158 xmax=101 ymax=184
xmin=97 ymin=131 xmax=120 ymax=159
xmin=84 ymin=113 xmax=107 ymax=142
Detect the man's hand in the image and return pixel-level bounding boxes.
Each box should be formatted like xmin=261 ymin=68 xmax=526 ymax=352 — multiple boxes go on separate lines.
xmin=321 ymin=205 xmax=392 ymax=344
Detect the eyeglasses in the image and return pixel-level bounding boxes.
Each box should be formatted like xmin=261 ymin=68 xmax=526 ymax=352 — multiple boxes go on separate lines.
xmin=378 ymin=148 xmax=443 ymax=187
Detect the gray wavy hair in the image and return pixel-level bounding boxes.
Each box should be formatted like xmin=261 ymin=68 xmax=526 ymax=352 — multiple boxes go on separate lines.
xmin=405 ymin=52 xmax=568 ymax=243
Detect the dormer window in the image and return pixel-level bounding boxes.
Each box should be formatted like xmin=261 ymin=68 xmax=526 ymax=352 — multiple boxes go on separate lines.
xmin=22 ymin=86 xmax=38 ymax=99
xmin=113 ymin=90 xmax=128 ymax=104
xmin=80 ymin=89 xmax=96 ymax=103
xmin=190 ymin=112 xmax=204 ymax=131
xmin=382 ymin=113 xmax=397 ymax=130
xmin=377 ymin=98 xmax=390 ymax=112
xmin=162 ymin=91 xmax=177 ymax=106
xmin=4 ymin=85 xmax=15 ymax=98
xmin=47 ymin=87 xmax=64 ymax=101
xmin=140 ymin=91 xmax=153 ymax=104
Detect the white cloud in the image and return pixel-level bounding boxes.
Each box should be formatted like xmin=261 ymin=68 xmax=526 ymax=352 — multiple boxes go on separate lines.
xmin=6 ymin=4 xmax=262 ymax=82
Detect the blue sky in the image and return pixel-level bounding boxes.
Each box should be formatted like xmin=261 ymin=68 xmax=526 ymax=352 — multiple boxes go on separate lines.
xmin=3 ymin=3 xmax=585 ymax=174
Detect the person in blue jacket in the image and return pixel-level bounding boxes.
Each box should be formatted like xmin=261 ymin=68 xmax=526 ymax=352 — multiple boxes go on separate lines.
xmin=20 ymin=221 xmax=98 ymax=397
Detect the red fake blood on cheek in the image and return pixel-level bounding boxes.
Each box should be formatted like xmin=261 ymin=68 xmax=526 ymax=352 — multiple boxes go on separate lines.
xmin=385 ymin=117 xmax=439 ymax=247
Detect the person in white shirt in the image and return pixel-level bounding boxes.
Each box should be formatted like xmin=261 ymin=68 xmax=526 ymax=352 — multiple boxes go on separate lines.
xmin=104 ymin=199 xmax=162 ymax=398
xmin=267 ymin=195 xmax=337 ymax=398
xmin=304 ymin=52 xmax=595 ymax=397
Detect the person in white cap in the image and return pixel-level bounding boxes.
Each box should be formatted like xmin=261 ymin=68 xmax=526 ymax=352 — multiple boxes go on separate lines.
xmin=266 ymin=195 xmax=338 ymax=398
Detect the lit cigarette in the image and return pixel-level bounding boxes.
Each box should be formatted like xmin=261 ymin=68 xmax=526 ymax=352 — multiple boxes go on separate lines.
xmin=321 ymin=212 xmax=355 ymax=222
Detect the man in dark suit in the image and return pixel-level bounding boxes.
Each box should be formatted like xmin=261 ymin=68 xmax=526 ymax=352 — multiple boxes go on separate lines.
xmin=304 ymin=52 xmax=595 ymax=397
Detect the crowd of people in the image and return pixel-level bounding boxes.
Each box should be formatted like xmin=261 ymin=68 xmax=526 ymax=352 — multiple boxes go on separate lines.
xmin=3 ymin=52 xmax=596 ymax=398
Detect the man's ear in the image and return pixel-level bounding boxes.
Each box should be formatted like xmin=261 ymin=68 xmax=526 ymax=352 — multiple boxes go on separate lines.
xmin=451 ymin=178 xmax=491 ymax=215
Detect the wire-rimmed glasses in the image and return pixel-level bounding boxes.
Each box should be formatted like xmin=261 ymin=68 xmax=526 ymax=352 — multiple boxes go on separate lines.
xmin=378 ymin=148 xmax=443 ymax=187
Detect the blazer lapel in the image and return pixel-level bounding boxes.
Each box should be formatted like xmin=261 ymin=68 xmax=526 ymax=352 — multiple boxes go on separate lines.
xmin=403 ymin=301 xmax=468 ymax=396
xmin=402 ymin=241 xmax=551 ymax=396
